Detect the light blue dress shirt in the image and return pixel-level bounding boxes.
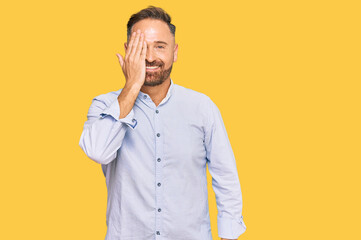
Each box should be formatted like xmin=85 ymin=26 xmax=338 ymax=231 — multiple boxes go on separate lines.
xmin=79 ymin=79 xmax=246 ymax=240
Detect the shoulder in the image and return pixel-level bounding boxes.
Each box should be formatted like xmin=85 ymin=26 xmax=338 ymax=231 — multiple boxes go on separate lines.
xmin=92 ymin=88 xmax=123 ymax=106
xmin=174 ymin=84 xmax=213 ymax=106
xmin=173 ymin=84 xmax=219 ymax=124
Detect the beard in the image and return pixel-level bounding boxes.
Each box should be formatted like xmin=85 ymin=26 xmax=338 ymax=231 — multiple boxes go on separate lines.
xmin=144 ymin=60 xmax=173 ymax=87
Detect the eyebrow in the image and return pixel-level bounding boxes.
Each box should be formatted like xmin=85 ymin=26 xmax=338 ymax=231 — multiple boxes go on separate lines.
xmin=154 ymin=41 xmax=168 ymax=45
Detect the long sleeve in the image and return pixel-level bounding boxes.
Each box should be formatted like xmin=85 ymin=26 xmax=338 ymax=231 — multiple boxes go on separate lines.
xmin=204 ymin=97 xmax=246 ymax=239
xmin=79 ymin=93 xmax=137 ymax=165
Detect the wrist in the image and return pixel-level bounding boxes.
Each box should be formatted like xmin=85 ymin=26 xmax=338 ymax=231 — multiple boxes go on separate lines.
xmin=124 ymin=81 xmax=143 ymax=92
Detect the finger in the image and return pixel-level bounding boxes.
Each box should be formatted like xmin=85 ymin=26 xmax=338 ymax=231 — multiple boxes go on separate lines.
xmin=116 ymin=53 xmax=124 ymax=68
xmin=134 ymin=33 xmax=144 ymax=60
xmin=125 ymin=31 xmax=136 ymax=57
xmin=129 ymin=30 xmax=141 ymax=58
xmin=140 ymin=39 xmax=147 ymax=61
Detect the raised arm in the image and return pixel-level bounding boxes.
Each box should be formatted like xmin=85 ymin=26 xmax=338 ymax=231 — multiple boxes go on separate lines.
xmin=79 ymin=86 xmax=139 ymax=164
xmin=79 ymin=29 xmax=147 ymax=164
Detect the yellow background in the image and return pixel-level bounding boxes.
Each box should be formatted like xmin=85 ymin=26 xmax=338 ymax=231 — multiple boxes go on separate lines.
xmin=1 ymin=0 xmax=360 ymax=239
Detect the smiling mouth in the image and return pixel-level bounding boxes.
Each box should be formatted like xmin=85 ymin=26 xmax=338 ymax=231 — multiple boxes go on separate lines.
xmin=146 ymin=66 xmax=160 ymax=71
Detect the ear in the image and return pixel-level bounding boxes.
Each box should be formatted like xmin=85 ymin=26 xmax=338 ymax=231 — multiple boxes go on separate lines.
xmin=173 ymin=43 xmax=178 ymax=62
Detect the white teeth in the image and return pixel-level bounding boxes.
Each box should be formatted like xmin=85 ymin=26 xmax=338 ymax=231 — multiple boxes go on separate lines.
xmin=146 ymin=66 xmax=159 ymax=69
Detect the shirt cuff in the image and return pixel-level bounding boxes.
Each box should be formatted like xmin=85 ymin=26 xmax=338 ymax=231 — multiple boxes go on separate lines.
xmin=99 ymin=98 xmax=137 ymax=130
xmin=217 ymin=215 xmax=247 ymax=239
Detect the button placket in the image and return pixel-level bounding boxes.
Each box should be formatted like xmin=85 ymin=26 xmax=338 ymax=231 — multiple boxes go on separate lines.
xmin=154 ymin=106 xmax=163 ymax=239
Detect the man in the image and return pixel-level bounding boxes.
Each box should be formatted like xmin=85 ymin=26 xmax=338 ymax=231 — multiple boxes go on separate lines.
xmin=79 ymin=6 xmax=246 ymax=240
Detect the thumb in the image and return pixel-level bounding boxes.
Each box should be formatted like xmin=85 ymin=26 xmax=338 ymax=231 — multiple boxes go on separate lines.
xmin=116 ymin=53 xmax=124 ymax=68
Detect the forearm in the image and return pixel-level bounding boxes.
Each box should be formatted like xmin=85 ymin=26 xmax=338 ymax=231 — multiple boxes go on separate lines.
xmin=80 ymin=29 xmax=146 ymax=164
xmin=79 ymin=114 xmax=131 ymax=164
xmin=118 ymin=82 xmax=142 ymax=119
xmin=79 ymin=91 xmax=138 ymax=164
xmin=204 ymin=96 xmax=247 ymax=239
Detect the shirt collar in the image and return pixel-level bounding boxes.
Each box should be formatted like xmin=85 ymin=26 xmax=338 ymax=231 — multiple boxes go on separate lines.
xmin=137 ymin=78 xmax=175 ymax=106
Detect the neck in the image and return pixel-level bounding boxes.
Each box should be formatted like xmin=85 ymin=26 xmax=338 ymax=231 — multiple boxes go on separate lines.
xmin=140 ymin=78 xmax=171 ymax=106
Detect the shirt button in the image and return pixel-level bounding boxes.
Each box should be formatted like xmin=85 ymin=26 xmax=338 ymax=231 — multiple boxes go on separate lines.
xmin=157 ymin=158 xmax=161 ymax=162
xmin=143 ymin=95 xmax=147 ymax=99
xmin=156 ymin=231 xmax=160 ymax=235
xmin=157 ymin=133 xmax=160 ymax=137
xmin=157 ymin=182 xmax=161 ymax=187
xmin=155 ymin=109 xmax=159 ymax=114
xmin=158 ymin=208 xmax=162 ymax=212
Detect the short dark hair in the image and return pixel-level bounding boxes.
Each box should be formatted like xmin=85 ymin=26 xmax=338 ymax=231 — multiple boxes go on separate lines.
xmin=127 ymin=6 xmax=176 ymax=40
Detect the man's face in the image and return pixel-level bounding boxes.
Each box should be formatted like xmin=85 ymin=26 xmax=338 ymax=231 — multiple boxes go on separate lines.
xmin=126 ymin=19 xmax=178 ymax=86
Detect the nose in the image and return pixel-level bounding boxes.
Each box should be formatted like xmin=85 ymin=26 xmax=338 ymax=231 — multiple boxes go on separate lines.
xmin=146 ymin=47 xmax=155 ymax=63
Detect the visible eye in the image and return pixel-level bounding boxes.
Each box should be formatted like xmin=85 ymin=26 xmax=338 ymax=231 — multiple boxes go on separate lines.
xmin=156 ymin=45 xmax=165 ymax=49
